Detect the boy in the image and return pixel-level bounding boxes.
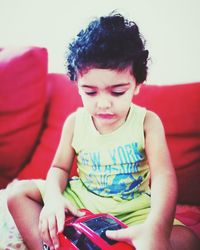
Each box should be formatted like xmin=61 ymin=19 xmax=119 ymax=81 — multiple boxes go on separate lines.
xmin=8 ymin=12 xmax=199 ymax=250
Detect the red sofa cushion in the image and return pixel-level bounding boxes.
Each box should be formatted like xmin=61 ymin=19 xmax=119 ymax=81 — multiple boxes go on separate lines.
xmin=18 ymin=73 xmax=82 ymax=179
xmin=0 ymin=47 xmax=47 ymax=188
xmin=175 ymin=205 xmax=200 ymax=238
xmin=134 ymin=83 xmax=200 ymax=205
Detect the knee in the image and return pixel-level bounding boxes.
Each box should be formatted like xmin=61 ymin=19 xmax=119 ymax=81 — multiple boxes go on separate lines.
xmin=7 ymin=180 xmax=31 ymax=212
xmin=171 ymin=225 xmax=200 ymax=250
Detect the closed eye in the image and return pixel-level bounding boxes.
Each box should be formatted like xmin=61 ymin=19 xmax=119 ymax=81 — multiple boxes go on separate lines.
xmin=110 ymin=84 xmax=130 ymax=97
xmin=80 ymin=86 xmax=97 ymax=96
xmin=111 ymin=91 xmax=126 ymax=96
xmin=85 ymin=91 xmax=97 ymax=96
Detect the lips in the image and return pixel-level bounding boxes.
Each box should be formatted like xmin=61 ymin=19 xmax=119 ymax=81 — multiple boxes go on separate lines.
xmin=96 ymin=113 xmax=116 ymax=119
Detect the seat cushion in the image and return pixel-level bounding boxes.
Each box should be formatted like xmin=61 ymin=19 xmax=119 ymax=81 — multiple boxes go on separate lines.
xmin=175 ymin=205 xmax=200 ymax=238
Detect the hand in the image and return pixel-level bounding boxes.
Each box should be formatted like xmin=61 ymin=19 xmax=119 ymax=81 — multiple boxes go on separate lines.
xmin=39 ymin=194 xmax=84 ymax=249
xmin=106 ymin=223 xmax=172 ymax=250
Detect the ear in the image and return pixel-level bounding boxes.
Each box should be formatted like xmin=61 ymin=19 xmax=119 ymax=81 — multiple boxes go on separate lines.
xmin=134 ymin=84 xmax=141 ymax=95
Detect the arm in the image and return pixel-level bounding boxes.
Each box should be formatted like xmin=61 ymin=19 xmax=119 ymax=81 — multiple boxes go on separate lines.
xmin=43 ymin=112 xmax=76 ymax=204
xmin=144 ymin=111 xmax=177 ymax=237
xmin=39 ymin=112 xmax=84 ymax=248
xmin=107 ymin=111 xmax=177 ymax=250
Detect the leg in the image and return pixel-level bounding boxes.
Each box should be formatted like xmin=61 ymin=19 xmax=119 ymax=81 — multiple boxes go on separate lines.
xmin=170 ymin=225 xmax=200 ymax=250
xmin=7 ymin=180 xmax=43 ymax=250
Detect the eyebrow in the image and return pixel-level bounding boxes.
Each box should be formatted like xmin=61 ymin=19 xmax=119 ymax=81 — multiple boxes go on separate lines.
xmin=80 ymin=83 xmax=130 ymax=89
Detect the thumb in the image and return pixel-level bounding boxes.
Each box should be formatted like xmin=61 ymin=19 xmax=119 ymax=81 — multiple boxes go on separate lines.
xmin=64 ymin=200 xmax=85 ymax=217
xmin=68 ymin=206 xmax=85 ymax=217
xmin=106 ymin=228 xmax=131 ymax=242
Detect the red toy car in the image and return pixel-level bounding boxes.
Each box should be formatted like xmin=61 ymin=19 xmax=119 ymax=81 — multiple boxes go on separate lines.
xmin=56 ymin=209 xmax=135 ymax=250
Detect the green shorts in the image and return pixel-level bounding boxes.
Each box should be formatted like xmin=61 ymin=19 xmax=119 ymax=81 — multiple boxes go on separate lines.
xmin=34 ymin=177 xmax=182 ymax=226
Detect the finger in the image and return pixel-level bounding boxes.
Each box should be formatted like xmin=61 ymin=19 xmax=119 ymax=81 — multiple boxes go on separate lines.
xmin=56 ymin=208 xmax=65 ymax=233
xmin=64 ymin=200 xmax=85 ymax=217
xmin=106 ymin=228 xmax=132 ymax=241
xmin=39 ymin=217 xmax=52 ymax=247
xmin=77 ymin=209 xmax=86 ymax=217
xmin=48 ymin=215 xmax=60 ymax=249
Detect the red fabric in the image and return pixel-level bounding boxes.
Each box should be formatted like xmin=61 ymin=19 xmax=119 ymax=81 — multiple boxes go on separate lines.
xmin=18 ymin=73 xmax=82 ymax=179
xmin=0 ymin=47 xmax=47 ymax=188
xmin=134 ymin=83 xmax=200 ymax=205
xmin=175 ymin=205 xmax=200 ymax=238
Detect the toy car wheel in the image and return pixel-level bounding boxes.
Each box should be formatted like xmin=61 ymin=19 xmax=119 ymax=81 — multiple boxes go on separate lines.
xmin=43 ymin=242 xmax=50 ymax=250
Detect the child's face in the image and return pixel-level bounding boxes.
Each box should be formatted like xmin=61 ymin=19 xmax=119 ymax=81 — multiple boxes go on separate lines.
xmin=77 ymin=68 xmax=140 ymax=134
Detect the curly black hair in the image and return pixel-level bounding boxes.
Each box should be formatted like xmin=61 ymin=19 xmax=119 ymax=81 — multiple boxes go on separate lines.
xmin=66 ymin=12 xmax=149 ymax=84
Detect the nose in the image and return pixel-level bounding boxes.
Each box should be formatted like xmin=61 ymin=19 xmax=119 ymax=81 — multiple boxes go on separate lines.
xmin=97 ymin=94 xmax=111 ymax=110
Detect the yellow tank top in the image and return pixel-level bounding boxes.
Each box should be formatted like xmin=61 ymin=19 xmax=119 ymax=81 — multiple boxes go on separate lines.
xmin=72 ymin=103 xmax=150 ymax=201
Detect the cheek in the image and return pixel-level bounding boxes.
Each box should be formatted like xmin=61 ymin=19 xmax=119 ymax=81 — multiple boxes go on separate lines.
xmin=81 ymin=96 xmax=94 ymax=109
xmin=113 ymin=99 xmax=131 ymax=114
xmin=117 ymin=92 xmax=133 ymax=105
xmin=127 ymin=88 xmax=135 ymax=100
xmin=114 ymin=94 xmax=133 ymax=112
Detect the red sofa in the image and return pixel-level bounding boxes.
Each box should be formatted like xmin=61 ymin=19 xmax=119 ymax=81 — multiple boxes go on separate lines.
xmin=0 ymin=47 xmax=200 ymax=238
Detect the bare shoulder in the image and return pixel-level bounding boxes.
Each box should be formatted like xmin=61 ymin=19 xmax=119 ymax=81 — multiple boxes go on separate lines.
xmin=52 ymin=111 xmax=77 ymax=169
xmin=63 ymin=112 xmax=76 ymax=127
xmin=62 ymin=111 xmax=77 ymax=137
xmin=144 ymin=110 xmax=165 ymax=135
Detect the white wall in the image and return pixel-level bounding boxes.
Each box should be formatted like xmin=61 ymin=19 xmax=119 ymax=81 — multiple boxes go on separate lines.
xmin=0 ymin=0 xmax=200 ymax=84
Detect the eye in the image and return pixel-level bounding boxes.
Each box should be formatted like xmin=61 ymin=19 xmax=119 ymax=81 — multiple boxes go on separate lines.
xmin=80 ymin=86 xmax=98 ymax=96
xmin=111 ymin=91 xmax=126 ymax=96
xmin=85 ymin=91 xmax=97 ymax=96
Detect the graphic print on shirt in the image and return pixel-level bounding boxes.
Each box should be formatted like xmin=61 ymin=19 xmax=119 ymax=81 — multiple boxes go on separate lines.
xmin=78 ymin=141 xmax=146 ymax=200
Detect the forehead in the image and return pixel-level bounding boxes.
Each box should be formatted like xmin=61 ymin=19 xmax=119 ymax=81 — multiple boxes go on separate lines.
xmin=77 ymin=68 xmax=135 ymax=87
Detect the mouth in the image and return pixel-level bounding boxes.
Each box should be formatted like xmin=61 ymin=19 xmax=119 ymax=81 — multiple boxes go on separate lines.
xmin=96 ymin=113 xmax=116 ymax=120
